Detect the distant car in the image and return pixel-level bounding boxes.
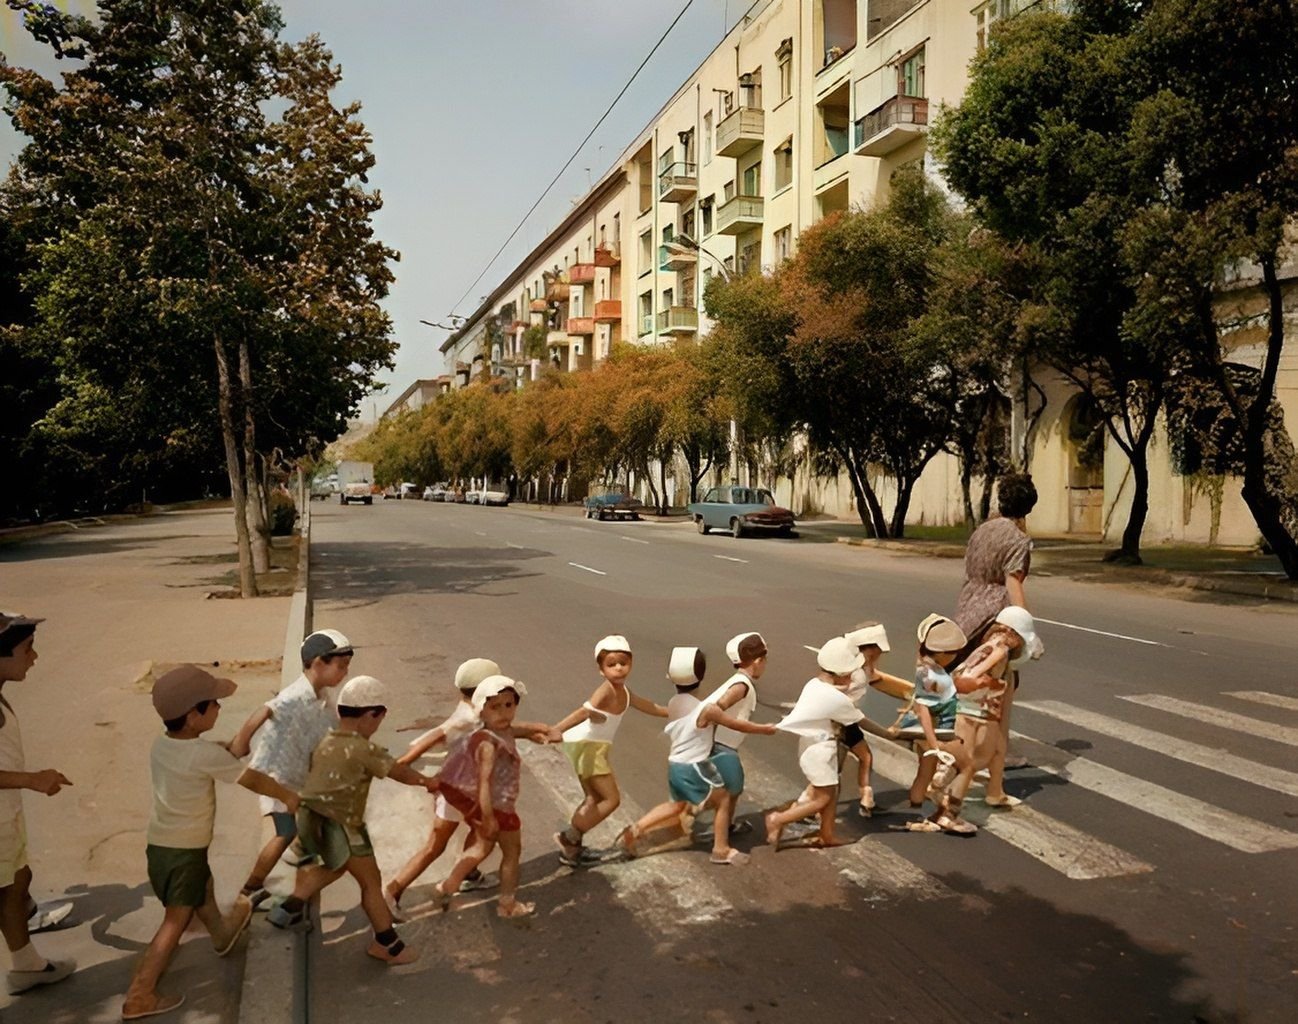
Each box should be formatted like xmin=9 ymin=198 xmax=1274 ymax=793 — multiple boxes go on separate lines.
xmin=399 ymin=482 xmax=419 ymax=499
xmin=583 ymin=493 xmax=644 ymax=521
xmin=382 ymin=486 xmax=400 ymax=500
xmin=422 ymin=484 xmax=447 ymax=502
xmin=464 ymin=489 xmax=483 ymax=505
xmin=448 ymin=488 xmax=466 ymax=504
xmin=309 ymin=475 xmax=337 ymax=501
xmin=481 ymin=489 xmax=510 ymax=506
xmin=686 ymin=486 xmax=796 ymax=538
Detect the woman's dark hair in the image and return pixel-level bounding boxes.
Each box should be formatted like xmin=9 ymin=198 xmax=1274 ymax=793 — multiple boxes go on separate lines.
xmin=997 ymin=473 xmax=1038 ymax=519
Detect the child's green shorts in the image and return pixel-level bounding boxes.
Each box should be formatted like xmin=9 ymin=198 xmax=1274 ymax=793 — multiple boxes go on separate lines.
xmin=146 ymin=844 xmax=211 ymax=908
xmin=296 ymin=807 xmax=373 ymax=870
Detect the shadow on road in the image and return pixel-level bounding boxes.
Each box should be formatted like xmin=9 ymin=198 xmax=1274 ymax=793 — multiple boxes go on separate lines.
xmin=312 ymin=542 xmax=549 ymax=601
xmin=0 ymin=534 xmax=206 ymax=563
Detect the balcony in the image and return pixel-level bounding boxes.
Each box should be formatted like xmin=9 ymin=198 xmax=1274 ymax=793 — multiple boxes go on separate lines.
xmin=659 ymin=243 xmax=697 ymax=273
xmin=569 ymin=262 xmax=597 ymax=285
xmin=546 ymin=329 xmax=570 ymax=348
xmin=594 ymin=243 xmax=621 ymax=267
xmin=658 ymin=161 xmax=697 ymax=204
xmin=716 ymin=106 xmax=764 ymax=157
xmin=715 ymin=194 xmax=764 ymax=235
xmin=854 ymin=96 xmax=929 ymax=157
xmin=593 ymin=299 xmax=621 ymax=322
xmin=529 ymin=298 xmax=547 ymax=313
xmin=567 ymin=316 xmax=595 ymax=336
xmin=656 ymin=306 xmax=698 ymax=335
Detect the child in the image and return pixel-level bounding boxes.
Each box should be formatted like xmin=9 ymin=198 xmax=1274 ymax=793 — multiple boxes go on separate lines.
xmin=699 ymin=632 xmax=768 ymax=841
xmin=0 ymin=611 xmax=75 ymax=998
xmin=228 ymin=629 xmax=353 ymax=909
xmin=766 ymin=637 xmax=866 ymax=849
xmin=429 ymin=675 xmax=534 ymax=918
xmin=267 ymin=676 xmax=438 ymax=965
xmin=903 ymin=614 xmax=968 ymax=809
xmin=616 ymin=647 xmax=777 ymax=866
xmin=552 ymin=636 xmax=667 ymax=866
xmin=839 ymin=622 xmax=908 ymax=817
xmin=385 ymin=659 xmax=556 ymax=918
xmin=122 ymin=665 xmax=300 ymax=1020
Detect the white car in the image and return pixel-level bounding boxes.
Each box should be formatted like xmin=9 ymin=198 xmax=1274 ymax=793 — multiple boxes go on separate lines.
xmin=481 ymin=489 xmax=510 ymax=506
xmin=464 ymin=489 xmax=483 ymax=505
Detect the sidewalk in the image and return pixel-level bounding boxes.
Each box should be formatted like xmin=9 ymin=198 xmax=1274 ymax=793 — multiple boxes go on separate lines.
xmin=0 ymin=508 xmax=294 ymax=1023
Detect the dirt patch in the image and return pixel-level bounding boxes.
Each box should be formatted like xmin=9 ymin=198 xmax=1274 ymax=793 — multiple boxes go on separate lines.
xmin=203 ymin=533 xmax=301 ymax=598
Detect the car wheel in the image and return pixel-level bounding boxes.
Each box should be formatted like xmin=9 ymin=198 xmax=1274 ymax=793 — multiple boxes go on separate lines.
xmin=730 ymin=518 xmax=745 ymax=539
xmin=778 ymin=525 xmax=793 ymax=537
xmin=696 ymin=516 xmax=709 ymax=535
xmin=339 ymin=495 xmax=345 ymax=505
xmin=364 ymin=497 xmax=372 ymax=505
xmin=598 ymin=508 xmax=609 ymax=521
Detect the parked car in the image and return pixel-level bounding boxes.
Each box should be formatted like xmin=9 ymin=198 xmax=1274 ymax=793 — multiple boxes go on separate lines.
xmin=448 ymin=487 xmax=467 ymax=503
xmin=583 ymin=492 xmax=644 ymax=521
xmin=382 ymin=486 xmax=400 ymax=500
xmin=423 ymin=483 xmax=448 ymax=502
xmin=399 ymin=482 xmax=420 ymax=499
xmin=481 ymin=489 xmax=510 ymax=507
xmin=464 ymin=489 xmax=483 ymax=505
xmin=686 ymin=486 xmax=796 ymax=538
xmin=309 ymin=474 xmax=337 ymax=501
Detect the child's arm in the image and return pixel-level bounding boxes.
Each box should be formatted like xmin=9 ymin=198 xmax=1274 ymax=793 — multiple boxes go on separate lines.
xmin=551 ymin=684 xmax=613 ymax=734
xmin=387 ymin=761 xmax=440 ymax=792
xmin=475 ymin=741 xmax=498 ymax=840
xmin=227 ymin=705 xmax=272 ymax=759
xmin=914 ymin=704 xmax=941 ymax=751
xmin=395 ymin=724 xmax=449 ymax=766
xmin=953 ymin=644 xmax=1009 ymax=693
xmin=628 ymin=691 xmax=668 ymax=718
xmin=0 ymin=769 xmax=73 ymax=796
xmin=237 ymin=767 xmax=300 ymax=814
xmin=511 ymin=720 xmax=563 ymax=744
xmin=699 ymin=704 xmax=776 ymax=736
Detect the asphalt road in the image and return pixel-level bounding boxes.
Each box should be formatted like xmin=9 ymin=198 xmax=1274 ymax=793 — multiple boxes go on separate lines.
xmin=305 ymin=499 xmax=1298 ymax=1024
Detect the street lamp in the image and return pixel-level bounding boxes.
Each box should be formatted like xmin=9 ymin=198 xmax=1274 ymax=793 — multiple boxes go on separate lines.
xmin=420 ymin=316 xmax=464 ymax=331
xmin=664 ymin=232 xmax=732 ymax=282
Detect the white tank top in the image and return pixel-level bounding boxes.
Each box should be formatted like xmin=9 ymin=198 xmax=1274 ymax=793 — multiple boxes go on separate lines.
xmin=662 ymin=693 xmax=713 ymax=764
xmin=701 ymin=672 xmax=755 ymax=749
xmin=0 ymin=696 xmax=24 ymax=818
xmin=562 ymin=685 xmax=631 ymax=743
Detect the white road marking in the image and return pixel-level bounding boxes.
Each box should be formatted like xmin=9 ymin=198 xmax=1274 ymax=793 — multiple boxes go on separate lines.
xmin=1119 ymin=694 xmax=1298 ymax=748
xmin=1018 ymin=699 xmax=1298 ymax=798
xmin=1009 ymin=734 xmax=1298 ymax=854
xmin=714 ymin=555 xmax=748 ymax=564
xmin=1225 ymin=691 xmax=1298 ymax=713
xmin=506 ymin=541 xmax=525 ymax=549
xmin=1033 ymin=617 xmax=1166 ymax=648
xmin=473 ymin=531 xmax=487 ymax=537
xmin=620 ymin=536 xmax=650 ymax=545
xmin=868 ymin=742 xmax=1153 ymax=879
xmin=567 ymin=562 xmax=607 ymax=576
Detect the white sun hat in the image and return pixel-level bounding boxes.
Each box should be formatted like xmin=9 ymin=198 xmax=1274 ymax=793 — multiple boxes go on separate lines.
xmin=811 ymin=636 xmax=864 ymax=676
xmin=454 ymin=658 xmax=501 ymax=692
xmin=594 ymin=635 xmax=631 ymax=660
xmin=995 ymin=606 xmax=1044 ymax=661
xmin=667 ymin=646 xmax=706 ymax=686
xmin=725 ymin=632 xmax=766 ymax=665
xmin=844 ymin=623 xmax=890 ymax=652
xmin=337 ymin=675 xmax=386 ymax=709
xmin=471 ymin=674 xmax=527 ymax=713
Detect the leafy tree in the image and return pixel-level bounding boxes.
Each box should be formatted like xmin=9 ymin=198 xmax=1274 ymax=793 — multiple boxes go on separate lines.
xmin=662 ymin=342 xmax=730 ymax=504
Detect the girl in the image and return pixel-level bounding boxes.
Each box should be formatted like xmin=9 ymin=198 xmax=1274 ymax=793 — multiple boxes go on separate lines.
xmin=551 ymin=636 xmax=667 ymax=866
xmin=903 ymin=614 xmax=967 ymax=809
xmin=840 ymin=621 xmax=910 ymax=816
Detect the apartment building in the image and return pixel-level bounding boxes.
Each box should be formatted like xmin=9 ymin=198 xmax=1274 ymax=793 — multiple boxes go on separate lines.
xmin=437 ymin=0 xmax=1296 ymax=546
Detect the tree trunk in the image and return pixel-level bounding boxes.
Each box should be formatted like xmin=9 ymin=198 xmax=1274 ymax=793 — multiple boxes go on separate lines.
xmin=214 ymin=335 xmax=257 ymax=597
xmin=959 ymin=458 xmax=976 ymax=528
xmin=239 ymin=339 xmax=270 ymax=574
xmin=889 ymin=475 xmax=917 ymax=539
xmin=657 ymin=454 xmax=669 ymax=515
xmin=978 ymin=467 xmax=995 ymax=523
xmin=1114 ymin=442 xmax=1149 ymax=565
xmin=841 ymin=449 xmax=887 ymax=538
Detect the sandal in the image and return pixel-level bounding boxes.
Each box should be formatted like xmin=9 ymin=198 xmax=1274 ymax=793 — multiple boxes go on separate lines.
xmin=983 ymin=794 xmax=1023 ymax=808
xmin=857 ymin=786 xmax=875 ymax=818
xmin=121 ymin=993 xmax=185 ymax=1020
xmin=496 ymin=900 xmax=536 ymax=919
xmin=889 ymin=819 xmax=942 ymax=833
xmin=931 ymin=812 xmax=977 ymax=836
xmin=709 ymin=849 xmax=750 ymax=866
xmin=615 ymin=824 xmax=641 ymax=858
xmin=555 ymin=830 xmax=584 ymax=868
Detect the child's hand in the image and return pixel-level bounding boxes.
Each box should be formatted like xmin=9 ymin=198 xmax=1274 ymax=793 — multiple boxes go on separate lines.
xmin=423 ymin=774 xmax=441 ymax=793
xmin=283 ymin=792 xmax=301 ymax=814
xmin=545 ymin=725 xmax=563 ymax=744
xmin=479 ymin=816 xmax=499 ymax=841
xmin=758 ymin=723 xmax=778 ymax=735
xmin=395 ymin=751 xmax=416 ymax=767
xmin=526 ymin=729 xmax=552 ymax=745
xmin=27 ymin=769 xmax=72 ymax=796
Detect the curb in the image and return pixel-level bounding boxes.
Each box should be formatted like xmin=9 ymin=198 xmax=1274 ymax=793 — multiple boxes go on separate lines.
xmin=835 ymin=535 xmax=966 ymax=558
xmin=237 ymin=501 xmax=311 ymax=1024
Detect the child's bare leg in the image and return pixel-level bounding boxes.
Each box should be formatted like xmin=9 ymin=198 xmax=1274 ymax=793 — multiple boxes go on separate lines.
xmin=440 ymin=832 xmax=496 ymax=899
xmin=387 ymin=818 xmax=458 ymax=903
xmin=620 ymin=800 xmax=688 ymax=854
xmin=985 ymin=684 xmax=1017 ymax=802
xmin=122 ymin=905 xmax=193 ymax=1015
xmin=909 ymin=753 xmax=937 ymax=806
xmin=850 ymin=741 xmax=874 ymax=812
xmin=0 ymin=870 xmax=33 ymax=954
xmin=571 ymin=773 xmax=620 ymax=835
xmin=765 ymin=785 xmax=835 ymax=847
xmin=347 ymin=856 xmax=417 ymax=965
xmin=243 ymin=833 xmax=291 ymax=894
xmin=495 ymin=831 xmax=533 ymax=917
xmin=711 ymin=790 xmax=739 ymax=860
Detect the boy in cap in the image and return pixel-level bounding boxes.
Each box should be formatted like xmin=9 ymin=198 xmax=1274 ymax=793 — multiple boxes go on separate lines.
xmin=699 ymin=632 xmax=767 ymax=842
xmin=268 ymin=676 xmax=438 ymax=965
xmin=228 ymin=629 xmax=353 ymax=909
xmin=123 ymin=665 xmax=302 ymax=1019
xmin=0 ymin=611 xmax=76 ymax=998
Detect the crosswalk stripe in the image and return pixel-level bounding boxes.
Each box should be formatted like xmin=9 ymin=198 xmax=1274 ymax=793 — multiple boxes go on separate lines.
xmin=1010 ymin=733 xmax=1298 ymax=854
xmin=1225 ymin=691 xmax=1298 ymax=713
xmin=867 ymin=742 xmax=1154 ymax=880
xmin=1018 ymin=699 xmax=1298 ymax=798
xmin=1119 ymin=693 xmax=1298 ymax=747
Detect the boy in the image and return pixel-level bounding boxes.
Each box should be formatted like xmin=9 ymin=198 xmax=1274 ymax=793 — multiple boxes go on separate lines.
xmin=228 ymin=629 xmax=352 ymax=908
xmin=699 ymin=632 xmax=767 ymax=843
xmin=123 ymin=664 xmax=301 ymax=1020
xmin=0 ymin=611 xmax=75 ymax=997
xmin=268 ymin=676 xmax=438 ymax=966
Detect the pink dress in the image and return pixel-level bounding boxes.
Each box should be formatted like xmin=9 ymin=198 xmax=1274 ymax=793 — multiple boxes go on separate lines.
xmin=438 ymin=728 xmax=522 ymax=831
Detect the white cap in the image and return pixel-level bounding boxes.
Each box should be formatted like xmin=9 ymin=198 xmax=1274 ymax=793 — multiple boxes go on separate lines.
xmin=337 ymin=675 xmax=387 ymax=708
xmin=455 ymin=657 xmax=501 ymax=691
xmin=667 ymin=647 xmax=706 ymax=685
xmin=844 ymin=623 xmax=889 ymax=652
xmin=725 ymin=632 xmax=767 ymax=665
xmin=995 ymin=606 xmax=1044 ymax=661
xmin=594 ymin=635 xmax=632 ymax=659
xmin=471 ymin=674 xmax=527 ymax=713
xmin=812 ymin=636 xmax=864 ymax=676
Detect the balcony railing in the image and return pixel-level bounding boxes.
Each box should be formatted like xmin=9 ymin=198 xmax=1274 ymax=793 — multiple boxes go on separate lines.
xmin=569 ymin=262 xmax=597 ymax=285
xmin=593 ymin=299 xmax=621 ymax=322
xmin=658 ymin=161 xmax=698 ymax=204
xmin=528 ymin=298 xmax=547 ymax=313
xmin=546 ymin=329 xmax=571 ymax=348
xmin=716 ymin=106 xmax=764 ymax=158
xmin=659 ymin=243 xmax=697 ymax=273
xmin=593 ymin=243 xmax=621 ymax=267
xmin=656 ymin=306 xmax=699 ymax=334
xmin=567 ymin=316 xmax=595 ymax=336
xmin=640 ymin=313 xmax=654 ymax=336
xmin=854 ymin=95 xmax=929 ymax=157
xmin=715 ymin=194 xmax=764 ymax=236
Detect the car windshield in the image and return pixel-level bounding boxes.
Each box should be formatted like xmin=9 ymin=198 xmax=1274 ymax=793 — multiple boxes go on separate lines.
xmin=733 ymin=488 xmax=775 ymax=506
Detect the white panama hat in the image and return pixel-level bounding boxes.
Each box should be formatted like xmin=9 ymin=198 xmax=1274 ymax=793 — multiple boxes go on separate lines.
xmin=337 ymin=675 xmax=387 ymax=708
xmin=667 ymin=646 xmax=706 ymax=685
xmin=725 ymin=632 xmax=766 ymax=664
xmin=471 ymin=674 xmax=527 ymax=713
xmin=995 ymin=606 xmax=1044 ymax=662
xmin=811 ymin=636 xmax=864 ymax=676
xmin=594 ymin=635 xmax=632 ymax=659
xmin=844 ymin=623 xmax=890 ymax=652
xmin=454 ymin=657 xmax=501 ymax=691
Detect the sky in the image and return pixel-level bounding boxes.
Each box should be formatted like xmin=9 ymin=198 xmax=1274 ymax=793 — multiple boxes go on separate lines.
xmin=1 ymin=0 xmax=749 ymax=420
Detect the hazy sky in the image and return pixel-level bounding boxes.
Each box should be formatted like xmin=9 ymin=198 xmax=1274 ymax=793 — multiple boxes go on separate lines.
xmin=1 ymin=0 xmax=745 ymax=416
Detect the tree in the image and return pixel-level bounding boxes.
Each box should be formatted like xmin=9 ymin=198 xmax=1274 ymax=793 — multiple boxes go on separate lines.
xmin=662 ymin=342 xmax=730 ymax=504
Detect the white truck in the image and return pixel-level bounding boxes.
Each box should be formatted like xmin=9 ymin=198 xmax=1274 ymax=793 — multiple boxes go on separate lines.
xmin=336 ymin=460 xmax=375 ymax=505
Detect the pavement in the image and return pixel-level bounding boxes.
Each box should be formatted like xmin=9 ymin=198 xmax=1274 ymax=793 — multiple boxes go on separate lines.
xmin=0 ymin=508 xmax=294 ymax=1023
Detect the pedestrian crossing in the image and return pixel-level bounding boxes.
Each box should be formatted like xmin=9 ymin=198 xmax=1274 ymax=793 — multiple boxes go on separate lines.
xmin=367 ymin=687 xmax=1298 ymax=945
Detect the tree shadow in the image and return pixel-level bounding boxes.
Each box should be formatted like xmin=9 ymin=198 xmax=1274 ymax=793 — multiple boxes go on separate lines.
xmin=311 ymin=542 xmax=548 ymax=601
xmin=0 ymin=534 xmax=207 ymax=564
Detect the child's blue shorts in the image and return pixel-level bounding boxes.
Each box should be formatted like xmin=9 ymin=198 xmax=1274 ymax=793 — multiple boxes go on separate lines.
xmin=667 ymin=758 xmax=725 ymax=806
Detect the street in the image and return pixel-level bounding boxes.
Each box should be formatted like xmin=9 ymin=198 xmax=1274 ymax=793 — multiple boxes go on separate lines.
xmin=303 ymin=499 xmax=1298 ymax=1024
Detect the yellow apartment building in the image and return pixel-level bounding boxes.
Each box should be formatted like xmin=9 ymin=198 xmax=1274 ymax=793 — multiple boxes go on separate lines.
xmin=438 ymin=0 xmax=1296 ymax=547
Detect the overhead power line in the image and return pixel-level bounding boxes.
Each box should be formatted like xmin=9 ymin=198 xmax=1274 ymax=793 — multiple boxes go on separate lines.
xmin=447 ymin=0 xmax=696 ymax=321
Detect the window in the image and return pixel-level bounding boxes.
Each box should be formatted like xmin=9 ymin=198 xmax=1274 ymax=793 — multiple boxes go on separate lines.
xmin=815 ymin=81 xmax=851 ymax=166
xmin=662 ymin=224 xmax=674 ymax=245
xmin=613 ymin=212 xmax=620 ymax=245
xmin=778 ymin=38 xmax=793 ymax=100
xmin=680 ymin=267 xmax=696 ymax=307
xmin=680 ymin=128 xmax=695 ymax=164
xmin=774 ymin=139 xmax=793 ymax=191
xmin=742 ymin=161 xmax=762 ymax=198
xmin=662 ymin=287 xmax=674 ymax=310
xmin=817 ymin=0 xmax=857 ymax=67
xmin=637 ymin=154 xmax=653 ymax=212
xmin=774 ymin=225 xmax=792 ymax=263
xmin=658 ymin=146 xmax=675 ymax=175
xmin=701 ymin=195 xmax=714 ymax=236
xmin=639 ymin=291 xmax=653 ymax=335
xmin=721 ymin=90 xmax=734 ymax=116
xmin=739 ymin=69 xmax=762 ymax=110
xmin=682 ymin=208 xmax=695 ymax=239
xmin=599 ymin=224 xmax=606 ymax=246
xmin=703 ymin=112 xmax=713 ymax=165
xmin=901 ymin=48 xmax=926 ymax=98
xmin=740 ymin=241 xmax=761 ymax=276
xmin=639 ymin=229 xmax=653 ymax=276
xmin=723 ymin=180 xmax=736 ymax=202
